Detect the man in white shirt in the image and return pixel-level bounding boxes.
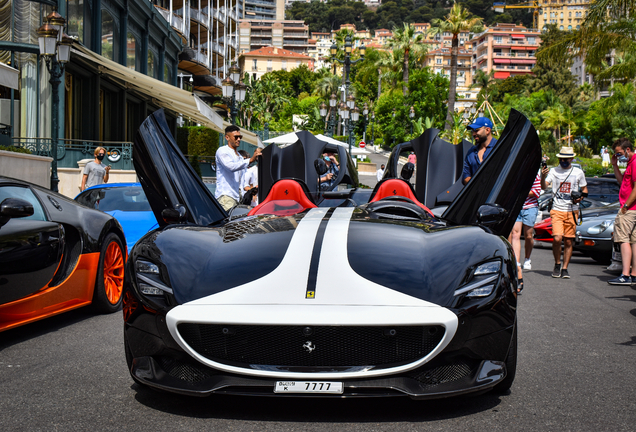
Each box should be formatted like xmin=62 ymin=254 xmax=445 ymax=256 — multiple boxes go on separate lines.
xmin=541 ymin=146 xmax=588 ymax=279
xmin=241 ymin=163 xmax=259 ymax=206
xmin=215 ymin=125 xmax=261 ymax=211
xmin=376 ymin=164 xmax=385 ymax=182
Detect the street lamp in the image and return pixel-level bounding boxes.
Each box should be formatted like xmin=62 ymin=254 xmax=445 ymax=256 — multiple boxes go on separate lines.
xmin=370 ymin=111 xmax=375 ymax=147
xmin=349 ymin=106 xmax=360 ymax=153
xmin=331 ymin=35 xmax=365 ymax=154
xmin=326 ymin=93 xmax=337 ymax=137
xmin=409 ymin=106 xmax=415 ymax=135
xmin=392 ymin=108 xmax=396 ymax=147
xmin=38 ymin=10 xmax=72 ymax=193
xmin=362 ymin=103 xmax=369 ymax=142
xmin=221 ymin=62 xmax=245 ymax=125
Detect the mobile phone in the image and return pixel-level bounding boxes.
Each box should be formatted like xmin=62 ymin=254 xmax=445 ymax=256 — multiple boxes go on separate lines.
xmin=541 ymin=161 xmax=547 ymax=168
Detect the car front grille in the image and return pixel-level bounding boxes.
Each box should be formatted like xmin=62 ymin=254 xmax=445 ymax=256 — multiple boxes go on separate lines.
xmin=155 ymin=356 xmax=217 ymax=384
xmin=411 ymin=361 xmax=476 ymax=388
xmin=176 ymin=324 xmax=445 ymax=369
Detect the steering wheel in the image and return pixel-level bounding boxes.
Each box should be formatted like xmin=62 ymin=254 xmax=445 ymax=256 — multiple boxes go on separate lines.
xmin=365 ymin=195 xmax=430 ymax=220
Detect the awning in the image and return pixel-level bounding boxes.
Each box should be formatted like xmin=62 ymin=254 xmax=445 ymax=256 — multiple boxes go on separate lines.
xmin=511 ymin=34 xmax=525 ymax=39
xmin=494 ymin=59 xmax=511 ymax=64
xmin=512 ymin=59 xmax=536 ymax=64
xmin=494 ymin=72 xmax=511 ymax=79
xmin=70 ymin=43 xmax=261 ymax=146
xmin=0 ymin=62 xmax=19 ymax=90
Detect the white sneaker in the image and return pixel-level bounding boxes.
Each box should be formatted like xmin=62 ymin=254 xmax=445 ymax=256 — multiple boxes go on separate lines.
xmin=523 ymin=259 xmax=532 ymax=270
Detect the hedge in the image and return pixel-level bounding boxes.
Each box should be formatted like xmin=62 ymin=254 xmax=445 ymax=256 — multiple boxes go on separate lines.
xmin=0 ymin=145 xmax=32 ymax=154
xmin=176 ymin=126 xmax=219 ymax=157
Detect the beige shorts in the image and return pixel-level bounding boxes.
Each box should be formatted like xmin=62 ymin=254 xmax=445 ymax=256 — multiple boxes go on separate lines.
xmin=218 ymin=195 xmax=238 ymax=211
xmin=613 ymin=210 xmax=636 ymax=243
xmin=550 ymin=209 xmax=578 ymax=238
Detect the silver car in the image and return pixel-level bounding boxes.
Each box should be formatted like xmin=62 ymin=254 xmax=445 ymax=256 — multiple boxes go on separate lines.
xmin=574 ymin=202 xmax=620 ymax=263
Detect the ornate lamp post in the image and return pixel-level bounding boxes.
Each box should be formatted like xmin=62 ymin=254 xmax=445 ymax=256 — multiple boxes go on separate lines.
xmin=349 ymin=105 xmax=360 ymax=154
xmin=409 ymin=106 xmax=415 ymax=135
xmin=370 ymin=111 xmax=375 ymax=147
xmin=331 ymin=35 xmax=365 ymax=151
xmin=221 ymin=62 xmax=245 ymax=125
xmin=362 ymin=103 xmax=369 ymax=142
xmin=392 ymin=108 xmax=396 ymax=147
xmin=327 ymin=93 xmax=337 ymax=137
xmin=37 ymin=10 xmax=72 ymax=193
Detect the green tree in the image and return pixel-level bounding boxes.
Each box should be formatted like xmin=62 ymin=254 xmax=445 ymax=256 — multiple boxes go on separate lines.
xmin=429 ymin=2 xmax=483 ymax=130
xmin=538 ymin=0 xmax=636 ymax=82
xmin=387 ymin=23 xmax=426 ymax=96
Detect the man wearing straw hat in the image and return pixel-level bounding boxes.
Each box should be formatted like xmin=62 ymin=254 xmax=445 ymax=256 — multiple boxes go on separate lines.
xmin=541 ymin=146 xmax=588 ymax=279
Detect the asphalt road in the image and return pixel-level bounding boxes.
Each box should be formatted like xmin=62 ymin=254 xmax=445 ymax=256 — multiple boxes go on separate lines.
xmin=1 ymin=246 xmax=635 ymax=431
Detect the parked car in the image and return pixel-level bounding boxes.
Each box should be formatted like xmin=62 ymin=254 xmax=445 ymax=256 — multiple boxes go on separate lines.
xmin=534 ymin=202 xmax=619 ymax=261
xmin=537 ymin=192 xmax=611 ymax=221
xmin=122 ymin=109 xmax=541 ymax=399
xmin=0 ymin=176 xmax=126 ymax=332
xmin=75 ymin=183 xmax=157 ymax=254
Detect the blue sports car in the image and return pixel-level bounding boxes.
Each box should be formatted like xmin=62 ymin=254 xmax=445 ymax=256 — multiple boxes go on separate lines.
xmin=75 ymin=183 xmax=158 ymax=253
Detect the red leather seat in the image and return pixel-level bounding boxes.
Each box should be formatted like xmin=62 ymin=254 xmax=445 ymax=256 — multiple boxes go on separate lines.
xmin=369 ymin=179 xmax=434 ymax=217
xmin=248 ymin=179 xmax=317 ymax=216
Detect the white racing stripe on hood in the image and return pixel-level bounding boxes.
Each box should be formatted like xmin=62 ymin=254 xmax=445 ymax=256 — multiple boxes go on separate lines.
xmin=187 ymin=207 xmax=437 ymax=307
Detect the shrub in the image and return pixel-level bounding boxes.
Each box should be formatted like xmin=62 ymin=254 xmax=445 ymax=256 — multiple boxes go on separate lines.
xmin=0 ymin=145 xmax=32 ymax=154
xmin=177 ymin=126 xmax=219 ymax=157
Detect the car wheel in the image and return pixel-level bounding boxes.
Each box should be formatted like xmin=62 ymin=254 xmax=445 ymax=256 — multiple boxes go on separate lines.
xmin=92 ymin=233 xmax=125 ymax=313
xmin=492 ymin=321 xmax=517 ymax=394
xmin=589 ymin=252 xmax=611 ymax=264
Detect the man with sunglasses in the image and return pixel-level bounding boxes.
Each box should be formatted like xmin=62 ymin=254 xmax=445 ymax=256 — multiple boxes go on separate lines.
xmin=215 ymin=125 xmax=261 ymax=211
xmin=608 ymin=138 xmax=636 ymax=285
xmin=462 ymin=117 xmax=497 ymax=185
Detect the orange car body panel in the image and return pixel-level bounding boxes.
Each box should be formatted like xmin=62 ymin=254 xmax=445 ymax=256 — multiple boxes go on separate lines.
xmin=0 ymin=252 xmax=100 ymax=332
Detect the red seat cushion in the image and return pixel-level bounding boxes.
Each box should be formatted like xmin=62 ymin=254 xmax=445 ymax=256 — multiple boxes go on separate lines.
xmin=369 ymin=179 xmax=434 ymax=217
xmin=248 ymin=179 xmax=317 ymax=216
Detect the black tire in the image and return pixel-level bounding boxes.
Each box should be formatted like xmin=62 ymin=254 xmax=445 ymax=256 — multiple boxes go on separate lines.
xmin=589 ymin=252 xmax=611 ymax=264
xmin=492 ymin=321 xmax=517 ymax=394
xmin=92 ymin=233 xmax=125 ymax=313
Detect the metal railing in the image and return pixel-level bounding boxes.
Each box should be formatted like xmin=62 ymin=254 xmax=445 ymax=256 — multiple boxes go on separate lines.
xmin=11 ymin=138 xmax=134 ymax=170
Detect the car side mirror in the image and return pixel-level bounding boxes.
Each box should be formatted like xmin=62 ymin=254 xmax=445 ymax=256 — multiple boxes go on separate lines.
xmin=314 ymin=158 xmax=328 ymax=176
xmin=161 ymin=204 xmax=187 ymax=224
xmin=0 ymin=198 xmax=34 ymax=227
xmin=401 ymin=162 xmax=415 ymax=180
xmin=477 ymin=203 xmax=508 ymax=226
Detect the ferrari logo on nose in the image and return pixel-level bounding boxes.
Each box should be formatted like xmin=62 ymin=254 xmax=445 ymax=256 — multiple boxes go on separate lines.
xmin=303 ymin=341 xmax=315 ymax=353
xmin=285 ymin=189 xmax=289 ymax=195
xmin=392 ymin=189 xmax=397 ymax=195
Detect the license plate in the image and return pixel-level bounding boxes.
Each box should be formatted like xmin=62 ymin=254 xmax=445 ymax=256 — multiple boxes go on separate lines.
xmin=274 ymin=381 xmax=343 ymax=394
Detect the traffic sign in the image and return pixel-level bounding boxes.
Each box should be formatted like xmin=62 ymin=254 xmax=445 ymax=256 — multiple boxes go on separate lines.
xmin=359 ymin=141 xmax=366 ymax=148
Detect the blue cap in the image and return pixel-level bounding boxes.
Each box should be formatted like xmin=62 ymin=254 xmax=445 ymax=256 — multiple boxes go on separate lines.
xmin=467 ymin=117 xmax=494 ymax=130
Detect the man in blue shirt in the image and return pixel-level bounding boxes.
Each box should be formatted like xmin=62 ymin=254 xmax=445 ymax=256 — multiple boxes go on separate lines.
xmin=462 ymin=117 xmax=498 ymax=185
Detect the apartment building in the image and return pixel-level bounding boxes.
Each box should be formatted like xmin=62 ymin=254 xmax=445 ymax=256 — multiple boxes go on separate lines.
xmin=538 ymin=0 xmax=591 ymax=31
xmin=469 ymin=23 xmax=541 ymax=80
xmin=239 ymin=20 xmax=310 ymax=55
xmin=242 ymin=0 xmax=285 ymax=21
xmin=240 ymin=46 xmax=314 ymax=80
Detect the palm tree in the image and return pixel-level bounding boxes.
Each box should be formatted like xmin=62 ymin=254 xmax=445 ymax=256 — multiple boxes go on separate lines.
xmin=538 ymin=0 xmax=636 ymax=82
xmin=540 ymin=104 xmax=568 ymax=141
xmin=314 ymin=74 xmax=342 ymax=98
xmin=429 ymin=2 xmax=483 ymax=130
xmin=471 ymin=69 xmax=495 ymax=102
xmin=387 ymin=23 xmax=425 ymax=96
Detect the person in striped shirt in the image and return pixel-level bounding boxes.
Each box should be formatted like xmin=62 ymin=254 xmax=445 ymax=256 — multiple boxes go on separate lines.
xmin=509 ymin=172 xmax=542 ymax=293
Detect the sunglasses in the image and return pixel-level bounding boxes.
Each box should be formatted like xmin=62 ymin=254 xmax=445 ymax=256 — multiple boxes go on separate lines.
xmin=230 ymin=134 xmax=243 ymax=140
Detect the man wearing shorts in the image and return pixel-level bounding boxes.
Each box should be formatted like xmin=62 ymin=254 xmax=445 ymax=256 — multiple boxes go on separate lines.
xmin=608 ymin=138 xmax=636 ymax=285
xmin=541 ymin=146 xmax=588 ymax=279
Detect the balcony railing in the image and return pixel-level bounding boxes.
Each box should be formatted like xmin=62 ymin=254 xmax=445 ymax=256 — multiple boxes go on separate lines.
xmin=12 ymin=138 xmax=134 ymax=170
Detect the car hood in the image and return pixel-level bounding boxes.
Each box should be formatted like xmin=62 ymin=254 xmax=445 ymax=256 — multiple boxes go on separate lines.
xmin=135 ymin=207 xmax=511 ymax=308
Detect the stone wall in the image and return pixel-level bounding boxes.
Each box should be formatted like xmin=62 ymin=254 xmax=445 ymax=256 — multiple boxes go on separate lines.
xmin=0 ymin=150 xmax=53 ymax=188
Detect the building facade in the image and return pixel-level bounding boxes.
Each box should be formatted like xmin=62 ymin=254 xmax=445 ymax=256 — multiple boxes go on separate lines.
xmin=239 ymin=46 xmax=313 ymax=80
xmin=469 ymin=23 xmax=540 ymax=80
xmin=239 ymin=19 xmax=309 ymax=54
xmin=0 ymin=0 xmax=257 ymax=187
xmin=538 ymin=0 xmax=590 ymax=31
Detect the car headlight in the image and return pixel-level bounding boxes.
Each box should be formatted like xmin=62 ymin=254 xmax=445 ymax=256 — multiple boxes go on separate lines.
xmin=135 ymin=259 xmax=173 ymax=296
xmin=454 ymin=259 xmax=501 ymax=298
xmin=587 ymin=220 xmax=614 ymax=235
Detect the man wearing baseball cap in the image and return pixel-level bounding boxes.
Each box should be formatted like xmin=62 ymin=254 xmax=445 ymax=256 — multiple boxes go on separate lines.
xmin=541 ymin=146 xmax=588 ymax=279
xmin=462 ymin=117 xmax=497 ymax=185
